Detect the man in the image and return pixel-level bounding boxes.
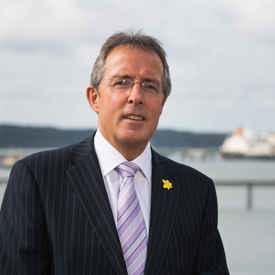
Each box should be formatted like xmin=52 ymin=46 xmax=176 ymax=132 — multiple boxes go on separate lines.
xmin=0 ymin=32 xmax=230 ymax=275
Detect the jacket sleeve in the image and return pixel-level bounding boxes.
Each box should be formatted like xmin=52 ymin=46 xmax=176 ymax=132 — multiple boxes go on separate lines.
xmin=0 ymin=160 xmax=53 ymax=274
xmin=195 ymin=180 xmax=230 ymax=275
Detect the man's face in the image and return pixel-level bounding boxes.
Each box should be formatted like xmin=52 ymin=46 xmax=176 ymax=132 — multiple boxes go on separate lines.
xmin=87 ymin=45 xmax=166 ymax=157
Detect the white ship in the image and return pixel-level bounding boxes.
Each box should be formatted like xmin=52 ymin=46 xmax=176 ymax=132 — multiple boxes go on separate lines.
xmin=220 ymin=128 xmax=275 ymax=159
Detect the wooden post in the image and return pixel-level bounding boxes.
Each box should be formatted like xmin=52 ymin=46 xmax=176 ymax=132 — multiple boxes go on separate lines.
xmin=247 ymin=183 xmax=253 ymax=211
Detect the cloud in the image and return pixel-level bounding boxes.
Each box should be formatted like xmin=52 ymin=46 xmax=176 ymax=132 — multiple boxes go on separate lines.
xmin=1 ymin=0 xmax=87 ymax=38
xmin=224 ymin=0 xmax=275 ymax=34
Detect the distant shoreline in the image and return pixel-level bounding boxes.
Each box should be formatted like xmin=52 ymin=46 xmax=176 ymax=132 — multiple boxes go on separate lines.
xmin=0 ymin=124 xmax=227 ymax=148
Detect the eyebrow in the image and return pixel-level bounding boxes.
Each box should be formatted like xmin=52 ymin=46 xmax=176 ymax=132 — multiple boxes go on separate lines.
xmin=109 ymin=74 xmax=131 ymax=80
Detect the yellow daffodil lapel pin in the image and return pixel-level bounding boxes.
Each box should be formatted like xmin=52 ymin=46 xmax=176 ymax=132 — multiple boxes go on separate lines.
xmin=162 ymin=179 xmax=173 ymax=190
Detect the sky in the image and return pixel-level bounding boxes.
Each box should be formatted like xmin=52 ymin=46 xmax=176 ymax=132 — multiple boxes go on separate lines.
xmin=1 ymin=0 xmax=275 ymax=133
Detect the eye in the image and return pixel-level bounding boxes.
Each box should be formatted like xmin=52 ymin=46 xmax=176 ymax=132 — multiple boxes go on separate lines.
xmin=114 ymin=78 xmax=132 ymax=87
xmin=142 ymin=81 xmax=160 ymax=93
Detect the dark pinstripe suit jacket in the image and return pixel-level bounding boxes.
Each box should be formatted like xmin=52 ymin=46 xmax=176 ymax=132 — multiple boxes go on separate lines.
xmin=0 ymin=136 xmax=229 ymax=275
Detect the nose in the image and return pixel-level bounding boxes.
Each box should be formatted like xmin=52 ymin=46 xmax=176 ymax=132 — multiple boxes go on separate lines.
xmin=128 ymin=81 xmax=143 ymax=105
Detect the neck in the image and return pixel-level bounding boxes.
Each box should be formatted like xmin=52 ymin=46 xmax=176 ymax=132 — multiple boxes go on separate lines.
xmin=98 ymin=129 xmax=148 ymax=161
xmin=115 ymin=143 xmax=147 ymax=161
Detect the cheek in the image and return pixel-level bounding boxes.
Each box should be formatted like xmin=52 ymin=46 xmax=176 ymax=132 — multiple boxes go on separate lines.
xmin=151 ymin=103 xmax=164 ymax=117
xmin=109 ymin=90 xmax=126 ymax=101
xmin=107 ymin=95 xmax=126 ymax=113
xmin=100 ymin=94 xmax=120 ymax=112
xmin=100 ymin=100 xmax=122 ymax=125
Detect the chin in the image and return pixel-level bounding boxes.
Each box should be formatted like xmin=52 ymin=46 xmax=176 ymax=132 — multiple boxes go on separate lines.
xmin=117 ymin=131 xmax=150 ymax=147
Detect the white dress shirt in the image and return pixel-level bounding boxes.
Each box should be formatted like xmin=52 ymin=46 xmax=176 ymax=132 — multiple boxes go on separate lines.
xmin=94 ymin=130 xmax=152 ymax=232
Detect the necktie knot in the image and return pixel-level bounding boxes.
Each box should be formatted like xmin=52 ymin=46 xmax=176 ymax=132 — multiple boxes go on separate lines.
xmin=116 ymin=161 xmax=139 ymax=179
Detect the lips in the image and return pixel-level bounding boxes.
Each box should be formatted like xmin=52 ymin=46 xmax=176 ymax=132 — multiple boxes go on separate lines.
xmin=123 ymin=114 xmax=145 ymax=121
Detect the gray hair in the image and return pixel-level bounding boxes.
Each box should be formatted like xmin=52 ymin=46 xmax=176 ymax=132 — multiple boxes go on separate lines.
xmin=90 ymin=31 xmax=171 ymax=98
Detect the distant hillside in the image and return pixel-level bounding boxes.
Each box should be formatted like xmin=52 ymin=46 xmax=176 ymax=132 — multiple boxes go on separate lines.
xmin=0 ymin=125 xmax=227 ymax=148
xmin=152 ymin=129 xmax=227 ymax=148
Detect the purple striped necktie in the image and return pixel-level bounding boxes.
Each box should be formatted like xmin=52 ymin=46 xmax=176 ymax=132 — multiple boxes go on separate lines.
xmin=116 ymin=162 xmax=148 ymax=275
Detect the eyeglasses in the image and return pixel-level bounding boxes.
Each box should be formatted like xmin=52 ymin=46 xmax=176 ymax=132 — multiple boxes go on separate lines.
xmin=109 ymin=76 xmax=162 ymax=95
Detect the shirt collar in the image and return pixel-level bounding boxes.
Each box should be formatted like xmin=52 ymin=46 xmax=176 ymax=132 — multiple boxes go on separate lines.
xmin=94 ymin=130 xmax=151 ymax=181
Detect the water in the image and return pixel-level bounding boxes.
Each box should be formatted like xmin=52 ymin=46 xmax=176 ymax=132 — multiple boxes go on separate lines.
xmin=183 ymin=159 xmax=275 ymax=181
xmin=168 ymin=149 xmax=275 ymax=181
xmin=220 ymin=210 xmax=275 ymax=275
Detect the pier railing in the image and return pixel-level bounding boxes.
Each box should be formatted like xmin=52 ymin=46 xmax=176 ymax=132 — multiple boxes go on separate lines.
xmin=1 ymin=178 xmax=275 ymax=211
xmin=215 ymin=180 xmax=275 ymax=211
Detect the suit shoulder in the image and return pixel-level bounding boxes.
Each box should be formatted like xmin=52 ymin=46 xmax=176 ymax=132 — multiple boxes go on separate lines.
xmin=154 ymin=150 xmax=213 ymax=184
xmin=14 ymin=137 xmax=91 ymax=172
xmin=18 ymin=145 xmax=71 ymax=167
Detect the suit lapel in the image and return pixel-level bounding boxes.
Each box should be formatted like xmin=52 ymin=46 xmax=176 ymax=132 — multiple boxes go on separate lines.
xmin=66 ymin=137 xmax=127 ymax=275
xmin=145 ymin=150 xmax=179 ymax=275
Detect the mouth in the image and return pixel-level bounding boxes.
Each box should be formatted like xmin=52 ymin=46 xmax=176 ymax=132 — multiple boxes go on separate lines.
xmin=123 ymin=114 xmax=145 ymax=122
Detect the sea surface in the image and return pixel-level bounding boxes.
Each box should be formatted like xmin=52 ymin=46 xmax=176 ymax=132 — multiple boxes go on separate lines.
xmin=0 ymin=147 xmax=275 ymax=274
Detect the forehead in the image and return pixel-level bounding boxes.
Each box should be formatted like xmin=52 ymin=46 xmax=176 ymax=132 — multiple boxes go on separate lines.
xmin=103 ymin=45 xmax=164 ymax=80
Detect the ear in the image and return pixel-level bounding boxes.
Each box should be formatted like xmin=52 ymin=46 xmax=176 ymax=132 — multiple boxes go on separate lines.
xmin=86 ymin=86 xmax=100 ymax=113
